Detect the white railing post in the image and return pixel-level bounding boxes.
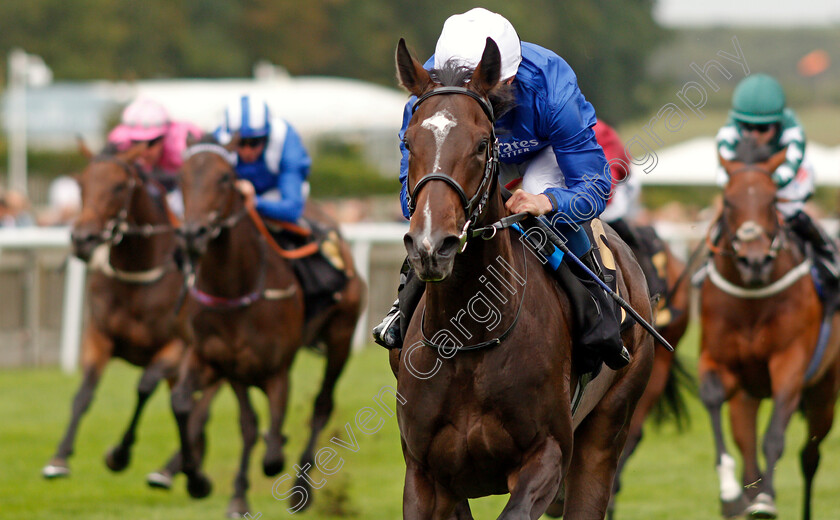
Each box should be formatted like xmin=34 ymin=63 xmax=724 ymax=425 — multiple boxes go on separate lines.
xmin=59 ymin=256 xmax=86 ymax=374
xmin=350 ymin=239 xmax=371 ymax=351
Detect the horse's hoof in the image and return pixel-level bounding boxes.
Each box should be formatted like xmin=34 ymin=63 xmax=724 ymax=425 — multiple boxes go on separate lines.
xmin=104 ymin=445 xmax=131 ymax=472
xmin=747 ymin=493 xmax=777 ymax=519
xmin=42 ymin=461 xmax=70 ymax=479
xmin=290 ymin=476 xmax=313 ymax=512
xmin=720 ymin=494 xmax=750 ymax=518
xmin=263 ymin=456 xmax=285 ymax=477
xmin=186 ymin=472 xmax=212 ymax=499
xmin=146 ymin=470 xmax=173 ymax=490
xmin=225 ymin=498 xmax=250 ymax=518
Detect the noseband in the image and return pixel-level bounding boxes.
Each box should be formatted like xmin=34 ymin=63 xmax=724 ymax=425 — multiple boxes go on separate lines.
xmin=406 ymin=87 xmax=500 ymax=253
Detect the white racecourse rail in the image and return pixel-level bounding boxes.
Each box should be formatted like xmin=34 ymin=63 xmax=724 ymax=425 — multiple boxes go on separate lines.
xmin=0 ymin=221 xmax=746 ymax=373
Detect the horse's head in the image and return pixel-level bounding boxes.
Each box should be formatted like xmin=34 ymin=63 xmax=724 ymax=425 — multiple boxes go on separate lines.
xmin=179 ymin=140 xmax=241 ymax=259
xmin=71 ymin=144 xmax=145 ymax=261
xmin=719 ymin=147 xmax=788 ymax=286
xmin=396 ymin=37 xmax=507 ymax=282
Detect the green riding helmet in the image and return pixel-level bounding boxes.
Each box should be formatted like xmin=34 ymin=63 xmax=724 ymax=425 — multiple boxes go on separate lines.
xmin=730 ymin=74 xmax=786 ymax=124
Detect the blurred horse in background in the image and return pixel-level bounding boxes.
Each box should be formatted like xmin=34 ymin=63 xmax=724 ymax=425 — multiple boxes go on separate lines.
xmin=699 ymin=149 xmax=840 ymax=519
xmin=172 ymin=139 xmax=364 ymax=517
xmin=42 ymin=143 xmax=213 ymax=486
xmin=609 ymin=238 xmax=693 ymax=519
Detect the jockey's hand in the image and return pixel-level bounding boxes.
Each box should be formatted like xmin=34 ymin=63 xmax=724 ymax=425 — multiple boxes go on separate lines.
xmin=505 ymin=189 xmax=553 ymax=216
xmin=236 ymin=179 xmax=256 ymax=208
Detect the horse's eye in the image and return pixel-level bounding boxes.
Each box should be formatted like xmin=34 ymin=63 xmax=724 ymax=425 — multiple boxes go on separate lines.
xmin=477 ymin=140 xmax=488 ymax=154
xmin=402 ymin=139 xmax=411 ymax=152
xmin=112 ymin=183 xmax=126 ymax=195
xmin=219 ymin=173 xmax=231 ymax=185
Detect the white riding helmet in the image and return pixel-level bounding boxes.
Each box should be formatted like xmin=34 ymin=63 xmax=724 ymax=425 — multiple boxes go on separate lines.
xmin=222 ymin=95 xmax=271 ymax=138
xmin=434 ymin=8 xmax=522 ymax=81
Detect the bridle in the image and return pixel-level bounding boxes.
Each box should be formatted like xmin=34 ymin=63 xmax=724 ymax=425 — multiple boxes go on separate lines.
xmin=80 ymin=157 xmax=178 ymax=244
xmin=406 ymin=86 xmax=502 ymax=253
xmin=708 ymin=164 xmax=786 ymax=259
xmin=407 ymin=86 xmax=529 ymax=351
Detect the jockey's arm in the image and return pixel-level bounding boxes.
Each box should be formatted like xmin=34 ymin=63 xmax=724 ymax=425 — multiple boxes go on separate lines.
xmin=774 ymin=111 xmax=806 ymax=186
xmin=542 ymin=103 xmax=611 ymax=223
xmin=255 ymin=127 xmax=311 ymax=222
xmin=398 ymin=99 xmax=414 ymax=220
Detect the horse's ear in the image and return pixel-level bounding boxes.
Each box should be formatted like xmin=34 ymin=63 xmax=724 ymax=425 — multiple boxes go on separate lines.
xmin=763 ymin=146 xmax=788 ymax=175
xmin=224 ymin=132 xmax=240 ymax=153
xmin=718 ymin=153 xmax=744 ymax=176
xmin=77 ymin=135 xmax=93 ymax=159
xmin=469 ymin=37 xmax=502 ymax=96
xmin=186 ymin=133 xmax=199 ymax=147
xmin=396 ymin=38 xmax=433 ymax=97
xmin=120 ymin=141 xmax=147 ymax=163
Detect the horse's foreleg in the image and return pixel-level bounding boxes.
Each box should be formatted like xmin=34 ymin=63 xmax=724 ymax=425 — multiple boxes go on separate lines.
xmin=497 ymin=438 xmax=564 ymax=520
xmin=148 ymin=379 xmax=221 ymax=490
xmin=699 ymin=360 xmax=747 ymax=518
xmin=43 ymin=326 xmax=112 ymax=478
xmin=227 ymin=382 xmax=259 ymax=518
xmin=105 ymin=339 xmax=182 ymax=473
xmin=170 ymin=347 xmax=216 ymax=499
xmin=753 ymin=349 xmax=808 ymax=518
xmin=297 ymin=313 xmax=353 ymax=481
xmin=799 ymin=369 xmax=839 ymax=520
xmin=402 ymin=454 xmax=460 ymax=520
xmin=263 ymin=373 xmax=290 ymax=477
xmin=728 ymin=390 xmax=761 ymax=500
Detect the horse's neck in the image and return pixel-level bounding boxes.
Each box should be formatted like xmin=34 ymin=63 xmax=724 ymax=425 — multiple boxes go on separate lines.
xmin=424 ymin=198 xmax=523 ymax=341
xmin=109 ymin=185 xmax=174 ymax=270
xmin=197 ymin=212 xmax=292 ymax=297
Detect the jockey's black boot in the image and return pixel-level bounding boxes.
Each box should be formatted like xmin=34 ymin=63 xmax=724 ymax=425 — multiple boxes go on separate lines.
xmin=575 ymin=246 xmax=631 ymax=371
xmin=372 ymin=259 xmax=424 ymax=350
xmin=787 ymin=210 xmax=840 ymax=306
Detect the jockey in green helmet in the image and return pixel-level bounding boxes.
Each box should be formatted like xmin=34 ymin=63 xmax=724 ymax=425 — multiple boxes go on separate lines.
xmin=715 ymin=73 xmax=840 ymax=299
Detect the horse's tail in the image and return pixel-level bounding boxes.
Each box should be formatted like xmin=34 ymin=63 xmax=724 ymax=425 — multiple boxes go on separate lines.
xmin=651 ymin=353 xmax=696 ymax=430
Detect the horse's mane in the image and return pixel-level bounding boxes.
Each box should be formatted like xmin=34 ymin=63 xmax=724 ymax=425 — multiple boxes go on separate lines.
xmin=99 ymin=142 xmax=120 ymax=156
xmin=431 ymin=60 xmax=517 ymax=119
xmin=197 ymin=133 xmax=220 ymax=145
xmin=734 ymin=137 xmax=774 ymax=164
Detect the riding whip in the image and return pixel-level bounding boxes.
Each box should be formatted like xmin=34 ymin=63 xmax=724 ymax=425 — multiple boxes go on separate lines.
xmin=532 ymin=216 xmax=675 ymax=352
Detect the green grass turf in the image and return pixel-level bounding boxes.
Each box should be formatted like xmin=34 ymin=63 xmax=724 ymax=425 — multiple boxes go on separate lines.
xmin=1 ymin=324 xmax=839 ymax=519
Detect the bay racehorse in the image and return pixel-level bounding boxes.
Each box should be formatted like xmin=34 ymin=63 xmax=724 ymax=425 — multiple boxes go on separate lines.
xmin=700 ymin=150 xmax=840 ymax=519
xmin=392 ymin=38 xmax=654 ymax=520
xmin=42 ymin=144 xmax=213 ymax=485
xmin=172 ymin=140 xmax=364 ymax=517
xmin=610 ymin=238 xmax=692 ymax=519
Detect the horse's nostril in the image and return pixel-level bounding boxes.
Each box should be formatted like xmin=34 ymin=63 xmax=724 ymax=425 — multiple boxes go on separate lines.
xmin=437 ymin=236 xmax=461 ymax=257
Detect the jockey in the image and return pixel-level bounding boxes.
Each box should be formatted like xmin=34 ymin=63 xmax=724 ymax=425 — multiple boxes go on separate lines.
xmin=595 ymin=120 xmax=667 ymax=300
xmin=374 ymin=7 xmax=630 ymax=370
xmin=108 ymin=98 xmax=203 ymax=215
xmin=214 ymin=95 xmax=311 ymax=224
xmin=715 ymin=74 xmax=840 ymax=286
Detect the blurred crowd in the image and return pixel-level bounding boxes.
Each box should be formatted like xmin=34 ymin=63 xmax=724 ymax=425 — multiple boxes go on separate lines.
xmin=0 ymin=175 xmax=81 ymax=229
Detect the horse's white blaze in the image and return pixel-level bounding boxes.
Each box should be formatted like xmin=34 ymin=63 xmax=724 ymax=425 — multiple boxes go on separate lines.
xmin=422 ymin=200 xmax=433 ymax=252
xmin=717 ymin=453 xmax=742 ymax=501
xmin=421 ymin=109 xmax=457 ymax=173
